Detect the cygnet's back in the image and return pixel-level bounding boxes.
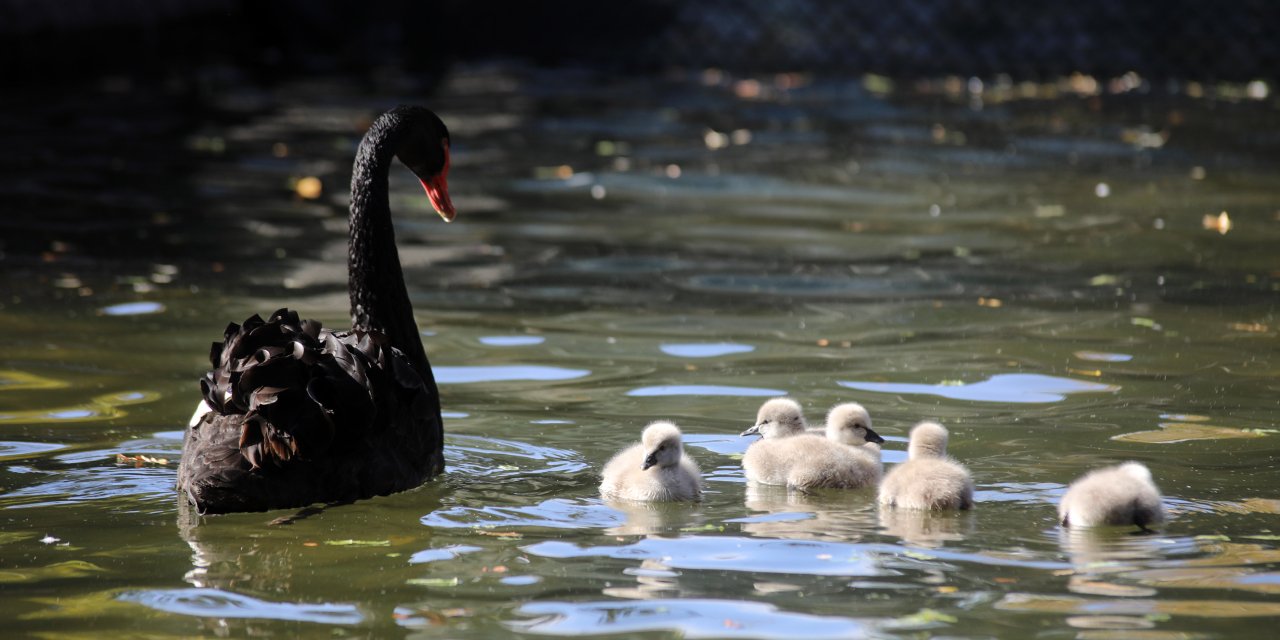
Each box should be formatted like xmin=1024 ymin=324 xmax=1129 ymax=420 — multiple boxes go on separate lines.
xmin=1058 ymin=461 xmax=1165 ymax=529
xmin=878 ymin=421 xmax=974 ymax=510
xmin=743 ymin=436 xmax=882 ymax=490
xmin=600 ymin=421 xmax=702 ymax=502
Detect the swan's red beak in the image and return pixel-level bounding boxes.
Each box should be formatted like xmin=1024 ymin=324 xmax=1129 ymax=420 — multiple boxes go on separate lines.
xmin=421 ymin=140 xmax=456 ymax=222
xmin=421 ymin=175 xmax=455 ymax=222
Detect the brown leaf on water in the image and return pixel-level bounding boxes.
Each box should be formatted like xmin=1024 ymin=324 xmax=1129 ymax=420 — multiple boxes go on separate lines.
xmin=1112 ymin=422 xmax=1265 ymax=444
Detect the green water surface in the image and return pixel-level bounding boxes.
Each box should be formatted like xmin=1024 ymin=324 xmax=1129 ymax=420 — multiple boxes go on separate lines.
xmin=0 ymin=67 xmax=1278 ymax=638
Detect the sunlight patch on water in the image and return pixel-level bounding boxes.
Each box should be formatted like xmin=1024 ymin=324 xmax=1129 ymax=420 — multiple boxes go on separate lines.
xmin=510 ymin=598 xmax=876 ymax=639
xmin=436 ymin=365 xmax=589 ymax=384
xmin=0 ymin=390 xmax=160 ymax=424
xmin=100 ymin=301 xmax=165 ymax=316
xmin=628 ymin=385 xmax=787 ymax=397
xmin=119 ymin=588 xmax=363 ymax=624
xmin=1112 ymin=422 xmax=1265 ymax=444
xmin=660 ymin=343 xmax=756 ymax=358
xmin=0 ymin=370 xmax=69 ymax=392
xmin=839 ymin=373 xmax=1118 ymax=403
xmin=523 ymin=535 xmax=886 ymax=576
xmin=479 ymin=335 xmax=546 ymax=346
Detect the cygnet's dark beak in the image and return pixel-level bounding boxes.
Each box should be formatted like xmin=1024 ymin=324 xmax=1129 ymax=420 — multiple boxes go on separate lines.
xmin=740 ymin=424 xmax=762 ymax=437
xmin=865 ymin=427 xmax=886 ymax=444
xmin=641 ymin=453 xmax=657 ymax=470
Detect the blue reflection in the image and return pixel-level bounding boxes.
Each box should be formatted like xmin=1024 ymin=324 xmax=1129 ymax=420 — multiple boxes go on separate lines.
xmin=660 ymin=343 xmax=755 ymax=358
xmin=627 ymin=385 xmax=786 ymax=397
xmin=479 ymin=336 xmax=546 ymax=346
xmin=435 ymin=365 xmax=589 ymax=384
xmin=100 ymin=302 xmax=165 ymax=316
xmin=524 ymin=535 xmax=884 ymax=576
xmin=119 ymin=588 xmax=363 ymax=624
xmin=839 ymin=373 xmax=1118 ymax=403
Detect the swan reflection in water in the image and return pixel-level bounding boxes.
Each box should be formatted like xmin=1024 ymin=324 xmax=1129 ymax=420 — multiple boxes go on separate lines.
xmin=168 ymin=491 xmax=445 ymax=633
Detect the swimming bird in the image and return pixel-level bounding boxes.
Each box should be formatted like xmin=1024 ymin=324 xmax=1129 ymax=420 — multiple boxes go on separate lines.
xmin=742 ymin=402 xmax=884 ymax=490
xmin=600 ymin=421 xmax=702 ymax=502
xmin=1058 ymin=462 xmax=1165 ymax=530
xmin=878 ymin=421 xmax=974 ymax=510
xmin=177 ymin=106 xmax=455 ymax=514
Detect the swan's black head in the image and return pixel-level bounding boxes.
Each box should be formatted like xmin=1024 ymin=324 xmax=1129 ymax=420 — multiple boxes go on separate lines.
xmin=392 ymin=105 xmax=456 ymax=222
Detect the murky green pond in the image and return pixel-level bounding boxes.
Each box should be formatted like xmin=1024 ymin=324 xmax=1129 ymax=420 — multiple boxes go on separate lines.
xmin=1 ymin=67 xmax=1278 ymax=638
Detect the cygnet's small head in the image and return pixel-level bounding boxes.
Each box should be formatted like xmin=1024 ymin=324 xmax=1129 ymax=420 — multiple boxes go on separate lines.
xmin=825 ymin=402 xmax=884 ymax=445
xmin=741 ymin=397 xmax=807 ymax=438
xmin=641 ymin=421 xmax=684 ymax=470
xmin=907 ymin=421 xmax=949 ymax=459
xmin=1118 ymin=461 xmax=1154 ymax=483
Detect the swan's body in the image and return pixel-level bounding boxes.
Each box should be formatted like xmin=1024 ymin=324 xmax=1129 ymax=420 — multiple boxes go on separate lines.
xmin=177 ymin=106 xmax=456 ymax=514
xmin=878 ymin=421 xmax=974 ymax=510
xmin=742 ymin=401 xmax=884 ymax=490
xmin=1058 ymin=462 xmax=1165 ymax=529
xmin=600 ymin=422 xmax=702 ymax=502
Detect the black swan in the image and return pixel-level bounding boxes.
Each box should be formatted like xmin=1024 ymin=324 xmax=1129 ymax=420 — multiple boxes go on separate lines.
xmin=177 ymin=105 xmax=454 ymax=514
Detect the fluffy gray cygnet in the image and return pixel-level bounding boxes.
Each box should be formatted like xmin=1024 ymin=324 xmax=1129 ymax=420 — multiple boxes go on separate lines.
xmin=599 ymin=421 xmax=702 ymax=502
xmin=1058 ymin=461 xmax=1165 ymax=530
xmin=741 ymin=400 xmax=885 ymax=490
xmin=878 ymin=421 xmax=974 ymax=510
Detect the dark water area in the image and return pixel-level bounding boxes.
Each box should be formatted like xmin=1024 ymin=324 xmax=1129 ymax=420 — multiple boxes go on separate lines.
xmin=1 ymin=65 xmax=1279 ymax=637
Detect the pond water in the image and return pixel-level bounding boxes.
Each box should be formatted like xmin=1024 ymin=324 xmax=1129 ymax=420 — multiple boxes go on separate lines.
xmin=1 ymin=66 xmax=1278 ymax=638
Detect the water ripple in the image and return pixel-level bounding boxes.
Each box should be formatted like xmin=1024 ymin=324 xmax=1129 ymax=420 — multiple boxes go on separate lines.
xmin=839 ymin=373 xmax=1118 ymax=404
xmin=510 ymin=598 xmax=875 ymax=639
xmin=422 ymin=497 xmax=624 ymax=530
xmin=523 ymin=535 xmax=886 ymax=577
xmin=119 ymin=588 xmax=363 ymax=624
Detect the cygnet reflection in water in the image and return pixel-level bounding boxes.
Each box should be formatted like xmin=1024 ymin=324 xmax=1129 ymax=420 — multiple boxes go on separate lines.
xmin=1059 ymin=462 xmax=1166 ymax=531
xmin=600 ymin=421 xmax=702 ymax=502
xmin=741 ymin=400 xmax=884 ymax=490
xmin=603 ymin=499 xmax=702 ymax=537
xmin=877 ymin=506 xmax=974 ymax=548
xmin=740 ymin=483 xmax=879 ymax=542
xmin=878 ymin=421 xmax=974 ymax=511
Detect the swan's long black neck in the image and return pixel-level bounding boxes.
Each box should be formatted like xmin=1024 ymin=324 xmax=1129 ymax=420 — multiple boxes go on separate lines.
xmin=348 ymin=111 xmax=430 ymax=379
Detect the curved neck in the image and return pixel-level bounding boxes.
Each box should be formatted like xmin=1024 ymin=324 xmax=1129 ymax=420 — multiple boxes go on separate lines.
xmin=348 ymin=114 xmax=430 ymax=378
